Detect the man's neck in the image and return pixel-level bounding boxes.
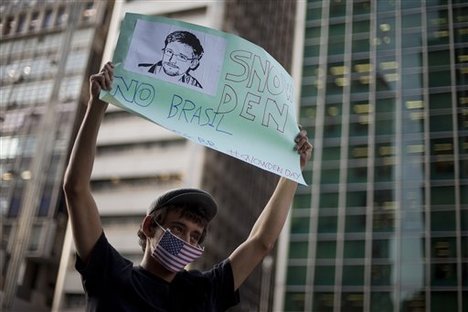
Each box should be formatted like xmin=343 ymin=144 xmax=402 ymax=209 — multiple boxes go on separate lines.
xmin=140 ymin=254 xmax=177 ymax=282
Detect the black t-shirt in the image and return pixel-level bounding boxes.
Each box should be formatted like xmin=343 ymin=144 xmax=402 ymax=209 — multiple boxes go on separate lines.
xmin=76 ymin=233 xmax=240 ymax=312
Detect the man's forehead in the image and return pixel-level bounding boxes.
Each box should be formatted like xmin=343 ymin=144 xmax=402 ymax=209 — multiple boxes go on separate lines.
xmin=164 ymin=211 xmax=204 ymax=230
xmin=166 ymin=41 xmax=194 ymax=54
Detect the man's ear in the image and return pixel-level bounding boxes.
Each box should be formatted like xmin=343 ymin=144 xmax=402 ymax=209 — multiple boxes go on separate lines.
xmin=142 ymin=215 xmax=156 ymax=238
xmin=189 ymin=59 xmax=200 ymax=70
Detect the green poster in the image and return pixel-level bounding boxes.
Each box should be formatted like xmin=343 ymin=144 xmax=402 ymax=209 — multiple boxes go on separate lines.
xmin=101 ymin=13 xmax=306 ymax=185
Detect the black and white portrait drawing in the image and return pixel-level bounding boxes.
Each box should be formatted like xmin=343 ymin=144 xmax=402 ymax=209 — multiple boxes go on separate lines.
xmin=125 ymin=19 xmax=227 ymax=96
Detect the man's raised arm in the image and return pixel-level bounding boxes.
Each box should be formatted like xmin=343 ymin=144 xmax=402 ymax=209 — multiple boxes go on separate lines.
xmin=229 ymin=129 xmax=312 ymax=290
xmin=63 ymin=62 xmax=114 ymax=262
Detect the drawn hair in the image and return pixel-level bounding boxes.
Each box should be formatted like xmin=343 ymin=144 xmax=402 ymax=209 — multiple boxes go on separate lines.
xmin=165 ymin=31 xmax=204 ymax=59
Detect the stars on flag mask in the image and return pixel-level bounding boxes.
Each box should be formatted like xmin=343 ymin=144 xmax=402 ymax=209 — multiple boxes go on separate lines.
xmin=151 ymin=223 xmax=204 ymax=272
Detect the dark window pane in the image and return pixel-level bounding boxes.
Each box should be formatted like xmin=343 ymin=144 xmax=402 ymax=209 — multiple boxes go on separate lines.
xmin=347 ymin=191 xmax=367 ymax=207
xmin=287 ymin=266 xmax=307 ymax=285
xmin=305 ymin=26 xmax=321 ymax=39
xmin=429 ymin=69 xmax=451 ymax=87
xmin=431 ymin=263 xmax=457 ymax=286
xmin=431 ymin=237 xmax=457 ymax=259
xmin=345 ymin=215 xmax=366 ymax=233
xmin=354 ymin=1 xmax=370 ymax=15
xmin=376 ymin=119 xmax=395 ymax=135
xmin=431 ymin=186 xmax=455 ymax=205
xmin=342 ymin=265 xmax=364 ymax=286
xmin=318 ymin=216 xmax=338 ymax=233
xmin=429 ymin=92 xmax=451 ymax=110
xmin=461 ymin=210 xmax=468 ymax=231
xmin=330 ymin=2 xmax=346 ymax=18
xmin=307 ymin=7 xmax=322 ymax=20
xmin=316 ymin=241 xmax=336 ymax=259
xmin=321 ymin=168 xmax=340 ymax=184
xmin=371 ymin=265 xmax=393 ymax=286
xmin=353 ymin=20 xmax=370 ymax=34
xmin=348 ymin=166 xmax=367 ymax=183
xmin=293 ymin=194 xmax=311 ymax=209
xmin=313 ymin=292 xmax=334 ymax=312
xmin=341 ymin=293 xmax=364 ymax=312
xmin=289 ymin=241 xmax=309 ymax=259
xmin=431 ymin=211 xmax=456 ymax=231
xmin=431 ymin=292 xmax=458 ymax=312
xmin=291 ymin=216 xmax=309 ymax=233
xmin=373 ymin=213 xmax=395 ymax=232
xmin=344 ymin=240 xmax=365 ymax=258
xmin=323 ymin=146 xmax=341 ymax=161
xmin=402 ymin=13 xmax=421 ymax=28
xmin=320 ymin=192 xmax=339 ymax=208
xmin=314 ymin=265 xmax=335 ymax=285
xmin=304 ymin=44 xmax=320 ymax=58
xmin=352 ymin=38 xmax=370 ymax=53
xmin=373 ymin=239 xmax=390 ymax=258
xmin=284 ymin=292 xmax=305 ymax=311
xmin=428 ymin=50 xmax=450 ymax=67
xmin=371 ymin=292 xmax=394 ymax=312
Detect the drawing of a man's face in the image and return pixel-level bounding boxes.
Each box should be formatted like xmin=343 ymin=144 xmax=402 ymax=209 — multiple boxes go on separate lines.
xmin=161 ymin=41 xmax=199 ymax=77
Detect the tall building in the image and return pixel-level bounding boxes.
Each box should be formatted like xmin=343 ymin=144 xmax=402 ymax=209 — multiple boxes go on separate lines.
xmin=275 ymin=0 xmax=468 ymax=311
xmin=0 ymin=0 xmax=113 ymax=311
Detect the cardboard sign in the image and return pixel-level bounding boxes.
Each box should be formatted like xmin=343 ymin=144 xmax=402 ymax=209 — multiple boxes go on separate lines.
xmin=101 ymin=13 xmax=306 ymax=184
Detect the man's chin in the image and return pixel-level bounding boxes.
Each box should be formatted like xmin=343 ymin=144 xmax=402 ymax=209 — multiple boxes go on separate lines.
xmin=162 ymin=66 xmax=180 ymax=77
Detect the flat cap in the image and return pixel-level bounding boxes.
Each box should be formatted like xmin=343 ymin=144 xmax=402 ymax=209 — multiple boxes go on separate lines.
xmin=147 ymin=188 xmax=218 ymax=222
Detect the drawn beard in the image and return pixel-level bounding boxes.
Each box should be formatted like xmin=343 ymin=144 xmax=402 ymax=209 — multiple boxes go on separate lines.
xmin=162 ymin=62 xmax=181 ymax=76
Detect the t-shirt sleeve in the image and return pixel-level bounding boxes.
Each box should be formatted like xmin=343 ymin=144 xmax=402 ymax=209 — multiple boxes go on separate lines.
xmin=204 ymin=259 xmax=240 ymax=311
xmin=75 ymin=232 xmax=132 ymax=296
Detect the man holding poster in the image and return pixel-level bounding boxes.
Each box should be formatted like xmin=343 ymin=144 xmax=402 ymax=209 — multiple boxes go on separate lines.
xmin=63 ymin=62 xmax=312 ymax=311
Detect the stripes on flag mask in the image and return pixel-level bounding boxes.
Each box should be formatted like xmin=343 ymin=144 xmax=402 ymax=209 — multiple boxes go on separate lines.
xmin=152 ymin=224 xmax=204 ymax=272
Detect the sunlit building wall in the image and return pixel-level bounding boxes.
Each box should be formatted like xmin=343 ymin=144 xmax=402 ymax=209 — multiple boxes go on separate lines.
xmin=0 ymin=0 xmax=113 ymax=311
xmin=276 ymin=0 xmax=468 ymax=311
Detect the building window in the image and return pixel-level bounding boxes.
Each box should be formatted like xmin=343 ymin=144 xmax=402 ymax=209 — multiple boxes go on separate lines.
xmin=284 ymin=292 xmax=305 ymax=312
xmin=314 ymin=265 xmax=335 ymax=286
xmin=431 ymin=185 xmax=455 ymax=205
xmin=316 ymin=240 xmax=336 ymax=259
xmin=371 ymin=264 xmax=393 ymax=286
xmin=345 ymin=215 xmax=366 ymax=233
xmin=342 ymin=293 xmax=364 ymax=312
xmin=431 ymin=211 xmax=456 ymax=232
xmin=371 ymin=292 xmax=394 ymax=312
xmin=431 ymin=292 xmax=458 ymax=312
xmin=318 ymin=216 xmax=338 ymax=233
xmin=313 ymin=292 xmax=334 ymax=312
xmin=320 ymin=192 xmax=339 ymax=209
xmin=342 ymin=265 xmax=364 ymax=286
xmin=290 ymin=216 xmax=310 ymax=234
xmin=288 ymin=241 xmax=309 ymax=259
xmin=431 ymin=263 xmax=458 ymax=286
xmin=343 ymin=239 xmax=365 ymax=258
xmin=286 ymin=266 xmax=307 ymax=285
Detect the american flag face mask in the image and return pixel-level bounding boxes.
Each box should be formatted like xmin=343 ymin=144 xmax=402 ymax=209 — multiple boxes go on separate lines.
xmin=152 ymin=224 xmax=204 ymax=272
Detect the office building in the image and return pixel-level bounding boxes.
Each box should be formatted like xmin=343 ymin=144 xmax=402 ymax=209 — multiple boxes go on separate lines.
xmin=0 ymin=0 xmax=113 ymax=311
xmin=275 ymin=0 xmax=468 ymax=311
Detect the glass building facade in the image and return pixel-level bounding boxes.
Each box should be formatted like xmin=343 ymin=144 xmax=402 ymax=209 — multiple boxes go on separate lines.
xmin=282 ymin=0 xmax=467 ymax=311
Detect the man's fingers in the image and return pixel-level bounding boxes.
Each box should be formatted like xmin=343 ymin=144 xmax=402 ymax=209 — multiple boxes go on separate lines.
xmin=102 ymin=64 xmax=114 ymax=90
